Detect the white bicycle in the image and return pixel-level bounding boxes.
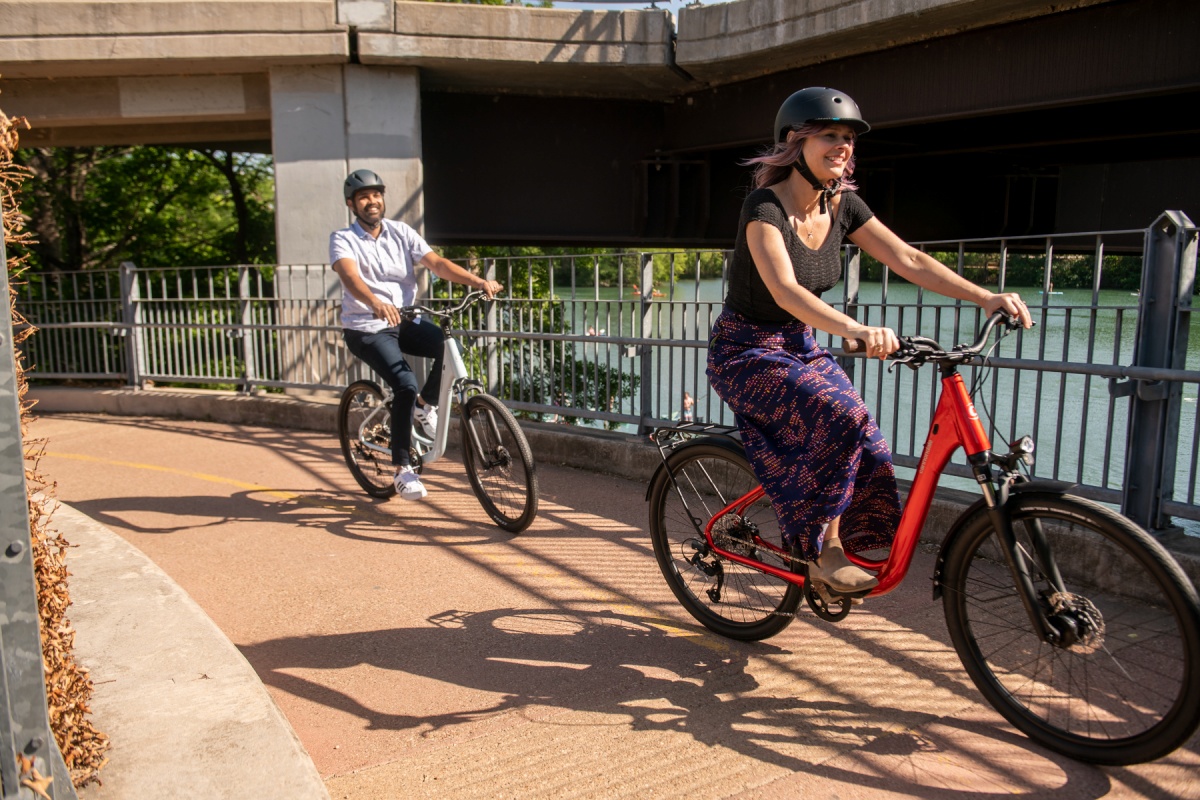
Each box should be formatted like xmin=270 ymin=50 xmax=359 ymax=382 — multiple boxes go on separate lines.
xmin=337 ymin=291 xmax=539 ymax=533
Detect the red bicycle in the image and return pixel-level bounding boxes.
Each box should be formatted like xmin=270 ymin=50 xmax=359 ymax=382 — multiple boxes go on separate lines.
xmin=647 ymin=312 xmax=1200 ymax=765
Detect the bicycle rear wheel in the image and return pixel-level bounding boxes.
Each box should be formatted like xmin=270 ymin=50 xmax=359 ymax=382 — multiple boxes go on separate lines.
xmin=460 ymin=393 xmax=538 ymax=533
xmin=942 ymin=492 xmax=1200 ymax=765
xmin=338 ymin=381 xmax=397 ymax=499
xmin=648 ymin=440 xmax=801 ymax=641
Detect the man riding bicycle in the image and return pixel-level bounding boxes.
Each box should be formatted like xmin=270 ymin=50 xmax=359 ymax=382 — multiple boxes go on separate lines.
xmin=330 ymin=168 xmax=503 ymax=500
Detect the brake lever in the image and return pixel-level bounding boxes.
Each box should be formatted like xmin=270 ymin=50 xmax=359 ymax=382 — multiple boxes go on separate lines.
xmin=887 ymin=351 xmax=921 ymax=373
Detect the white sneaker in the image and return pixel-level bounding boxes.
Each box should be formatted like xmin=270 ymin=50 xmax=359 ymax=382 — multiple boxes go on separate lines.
xmin=393 ymin=466 xmax=428 ymax=500
xmin=413 ymin=402 xmax=438 ymax=439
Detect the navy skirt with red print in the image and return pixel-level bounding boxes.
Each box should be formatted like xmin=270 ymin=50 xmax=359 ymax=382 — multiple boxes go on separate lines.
xmin=706 ymin=309 xmax=900 ymax=560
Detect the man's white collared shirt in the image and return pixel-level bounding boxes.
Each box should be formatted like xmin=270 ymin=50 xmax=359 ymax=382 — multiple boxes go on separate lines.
xmin=330 ymin=219 xmax=433 ymax=332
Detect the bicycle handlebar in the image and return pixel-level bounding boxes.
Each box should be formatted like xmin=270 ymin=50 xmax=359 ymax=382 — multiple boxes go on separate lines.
xmin=842 ymin=312 xmax=1023 ymax=367
xmin=398 ymin=289 xmax=491 ymax=321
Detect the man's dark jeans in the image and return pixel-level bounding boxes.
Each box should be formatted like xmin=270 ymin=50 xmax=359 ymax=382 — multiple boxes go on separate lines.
xmin=343 ymin=317 xmax=444 ymax=466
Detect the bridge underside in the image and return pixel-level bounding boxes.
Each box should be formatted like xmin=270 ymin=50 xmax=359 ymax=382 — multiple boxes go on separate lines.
xmin=422 ymin=0 xmax=1200 ymax=246
xmin=5 ymin=0 xmax=1197 ymax=252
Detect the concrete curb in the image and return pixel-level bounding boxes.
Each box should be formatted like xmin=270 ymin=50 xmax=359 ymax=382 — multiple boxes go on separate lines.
xmin=57 ymin=501 xmax=330 ymax=800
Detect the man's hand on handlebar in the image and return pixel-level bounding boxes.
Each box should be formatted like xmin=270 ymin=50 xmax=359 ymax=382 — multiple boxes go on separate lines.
xmin=372 ymin=299 xmax=402 ymax=326
xmin=478 ymin=279 xmax=504 ymax=299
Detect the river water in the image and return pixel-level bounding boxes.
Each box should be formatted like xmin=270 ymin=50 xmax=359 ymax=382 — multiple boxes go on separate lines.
xmin=560 ymin=279 xmax=1199 ymax=520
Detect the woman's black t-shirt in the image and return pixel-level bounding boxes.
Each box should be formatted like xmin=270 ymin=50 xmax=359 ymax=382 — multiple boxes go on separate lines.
xmin=724 ymin=188 xmax=874 ymax=324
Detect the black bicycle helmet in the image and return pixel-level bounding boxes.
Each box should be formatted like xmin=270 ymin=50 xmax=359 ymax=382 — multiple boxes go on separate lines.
xmin=343 ymin=168 xmax=386 ymax=200
xmin=774 ymin=87 xmax=870 ymax=143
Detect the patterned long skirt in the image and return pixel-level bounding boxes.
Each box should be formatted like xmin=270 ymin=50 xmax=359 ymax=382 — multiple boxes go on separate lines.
xmin=706 ymin=309 xmax=900 ymax=560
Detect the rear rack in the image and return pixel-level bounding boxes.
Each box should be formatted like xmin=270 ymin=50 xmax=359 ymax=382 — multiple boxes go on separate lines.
xmin=649 ymin=421 xmax=742 ymax=451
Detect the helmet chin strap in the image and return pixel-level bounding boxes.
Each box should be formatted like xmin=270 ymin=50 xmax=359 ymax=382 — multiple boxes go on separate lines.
xmin=792 ymin=154 xmax=840 ymax=214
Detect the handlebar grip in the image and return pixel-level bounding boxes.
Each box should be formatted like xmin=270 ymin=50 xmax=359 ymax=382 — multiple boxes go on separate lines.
xmin=842 ymin=338 xmax=868 ymax=354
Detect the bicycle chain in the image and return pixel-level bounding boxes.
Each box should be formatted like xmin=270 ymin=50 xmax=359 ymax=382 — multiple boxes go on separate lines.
xmin=696 ymin=516 xmax=802 ymax=618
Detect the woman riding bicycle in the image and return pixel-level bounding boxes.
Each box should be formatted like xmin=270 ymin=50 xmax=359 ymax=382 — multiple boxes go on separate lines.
xmin=706 ymin=88 xmax=1033 ymax=596
xmin=331 ymin=168 xmax=503 ymax=500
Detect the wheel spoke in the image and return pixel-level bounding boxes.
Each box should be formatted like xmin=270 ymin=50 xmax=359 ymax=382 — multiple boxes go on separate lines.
xmin=943 ymin=493 xmax=1200 ymax=764
xmin=650 ymin=441 xmax=801 ymax=641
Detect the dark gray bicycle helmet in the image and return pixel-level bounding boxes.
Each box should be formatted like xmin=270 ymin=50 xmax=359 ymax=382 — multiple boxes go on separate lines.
xmin=774 ymin=87 xmax=870 ymax=143
xmin=343 ymin=168 xmax=386 ymax=200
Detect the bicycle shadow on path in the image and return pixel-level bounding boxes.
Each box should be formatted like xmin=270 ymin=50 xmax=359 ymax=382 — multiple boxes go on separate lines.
xmin=239 ymin=604 xmax=1197 ymax=799
xmin=35 ymin=414 xmax=1200 ymax=797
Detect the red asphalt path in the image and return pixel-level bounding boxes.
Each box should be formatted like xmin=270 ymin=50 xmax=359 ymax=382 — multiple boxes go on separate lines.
xmin=33 ymin=413 xmax=1200 ymax=799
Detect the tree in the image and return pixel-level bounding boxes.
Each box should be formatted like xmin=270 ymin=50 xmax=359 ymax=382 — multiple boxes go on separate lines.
xmin=14 ymin=145 xmax=275 ymax=273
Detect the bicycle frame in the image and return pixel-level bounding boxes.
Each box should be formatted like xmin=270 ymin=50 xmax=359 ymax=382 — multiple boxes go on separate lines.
xmin=352 ymin=331 xmax=486 ymax=468
xmin=689 ymin=364 xmax=993 ymax=599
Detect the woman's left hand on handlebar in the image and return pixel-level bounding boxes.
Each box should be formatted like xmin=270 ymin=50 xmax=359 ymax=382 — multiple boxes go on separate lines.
xmin=478 ymin=279 xmax=504 ymax=299
xmin=847 ymin=324 xmax=900 ymax=360
xmin=984 ymin=292 xmax=1034 ymax=328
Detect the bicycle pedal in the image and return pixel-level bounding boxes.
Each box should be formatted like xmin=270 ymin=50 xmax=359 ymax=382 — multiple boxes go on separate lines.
xmin=812 ymin=580 xmax=867 ymax=606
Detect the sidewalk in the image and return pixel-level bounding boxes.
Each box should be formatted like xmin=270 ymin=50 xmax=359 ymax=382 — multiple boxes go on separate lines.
xmin=58 ymin=502 xmax=329 ymax=800
xmin=29 ymin=386 xmax=1200 ymax=799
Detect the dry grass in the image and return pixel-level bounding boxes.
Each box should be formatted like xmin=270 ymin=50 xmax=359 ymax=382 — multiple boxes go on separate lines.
xmin=4 ymin=94 xmax=110 ymax=789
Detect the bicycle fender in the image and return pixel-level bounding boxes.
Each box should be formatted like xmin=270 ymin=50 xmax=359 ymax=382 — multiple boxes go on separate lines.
xmin=930 ymin=479 xmax=1077 ymax=600
xmin=644 ymin=435 xmax=745 ymax=502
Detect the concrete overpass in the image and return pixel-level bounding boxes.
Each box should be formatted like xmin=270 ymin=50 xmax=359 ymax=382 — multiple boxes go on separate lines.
xmin=2 ymin=0 xmax=1197 ymax=261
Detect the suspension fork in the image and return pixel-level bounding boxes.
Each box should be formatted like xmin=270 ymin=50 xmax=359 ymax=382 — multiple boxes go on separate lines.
xmin=455 ymin=377 xmax=493 ymax=463
xmin=977 ymin=463 xmax=1067 ymax=643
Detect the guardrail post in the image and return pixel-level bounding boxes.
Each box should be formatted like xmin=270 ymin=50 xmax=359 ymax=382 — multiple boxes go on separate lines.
xmin=638 ymin=253 xmax=654 ymax=434
xmin=1 ymin=227 xmax=78 ymax=799
xmin=119 ymin=261 xmax=143 ymax=388
xmin=840 ymin=246 xmax=861 ymax=381
xmin=1121 ymin=210 xmax=1197 ymax=532
xmin=238 ymin=266 xmax=257 ymax=393
xmin=485 ymin=259 xmax=499 ymax=395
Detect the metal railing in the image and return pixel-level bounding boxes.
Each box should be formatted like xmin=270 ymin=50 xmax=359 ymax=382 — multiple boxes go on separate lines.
xmin=12 ymin=212 xmax=1198 ymax=532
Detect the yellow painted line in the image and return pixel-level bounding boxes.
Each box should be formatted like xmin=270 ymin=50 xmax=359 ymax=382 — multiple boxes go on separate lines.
xmin=46 ymin=451 xmax=300 ymax=501
xmin=47 ymin=451 xmax=732 ymax=651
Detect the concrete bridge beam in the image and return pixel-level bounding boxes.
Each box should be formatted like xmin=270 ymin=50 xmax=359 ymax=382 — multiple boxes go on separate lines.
xmin=0 ymin=0 xmax=346 ymax=79
xmin=359 ymin=2 xmax=685 ymax=97
xmin=675 ymin=0 xmax=1112 ymax=83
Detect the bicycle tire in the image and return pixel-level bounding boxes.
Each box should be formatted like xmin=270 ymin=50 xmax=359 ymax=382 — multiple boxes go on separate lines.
xmin=460 ymin=393 xmax=538 ymax=533
xmin=942 ymin=492 xmax=1200 ymax=765
xmin=338 ymin=380 xmax=397 ymax=499
xmin=648 ymin=440 xmax=801 ymax=641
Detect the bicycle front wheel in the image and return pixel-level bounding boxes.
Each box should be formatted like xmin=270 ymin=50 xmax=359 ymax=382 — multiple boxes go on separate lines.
xmin=460 ymin=394 xmax=538 ymax=533
xmin=648 ymin=440 xmax=801 ymax=641
xmin=338 ymin=381 xmax=396 ymax=499
xmin=942 ymin=492 xmax=1200 ymax=765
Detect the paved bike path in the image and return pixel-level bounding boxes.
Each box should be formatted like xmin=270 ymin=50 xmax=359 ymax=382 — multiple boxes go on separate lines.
xmin=30 ymin=406 xmax=1200 ymax=799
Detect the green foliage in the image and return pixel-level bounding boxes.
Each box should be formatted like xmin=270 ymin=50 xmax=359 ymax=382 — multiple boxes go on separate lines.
xmin=440 ymin=246 xmax=726 ymax=301
xmin=14 ymin=146 xmax=275 ymax=272
xmin=858 ymin=249 xmax=1146 ymax=291
xmin=436 ymin=279 xmax=638 ymax=430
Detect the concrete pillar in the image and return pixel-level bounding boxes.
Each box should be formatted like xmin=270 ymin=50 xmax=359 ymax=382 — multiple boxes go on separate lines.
xmin=344 ymin=65 xmax=424 ymax=235
xmin=268 ymin=63 xmax=424 ymax=389
xmin=269 ymin=63 xmax=424 ymax=264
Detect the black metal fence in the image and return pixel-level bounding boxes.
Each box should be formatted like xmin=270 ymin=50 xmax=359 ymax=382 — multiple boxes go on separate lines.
xmin=12 ymin=213 xmax=1199 ymax=533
